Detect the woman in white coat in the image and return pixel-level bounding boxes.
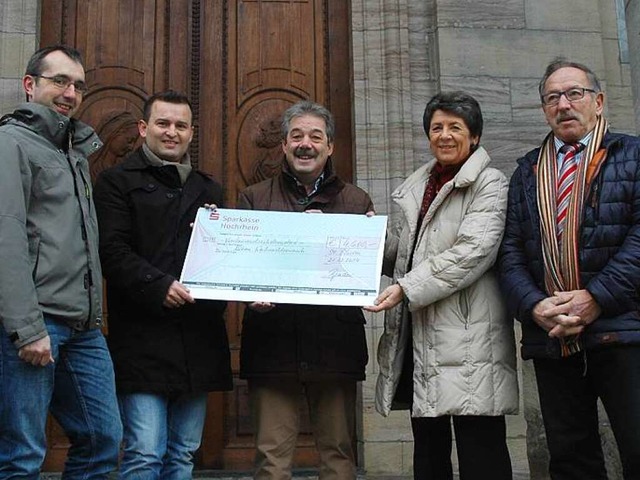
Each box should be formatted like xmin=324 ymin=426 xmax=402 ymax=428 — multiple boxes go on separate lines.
xmin=366 ymin=92 xmax=518 ymax=480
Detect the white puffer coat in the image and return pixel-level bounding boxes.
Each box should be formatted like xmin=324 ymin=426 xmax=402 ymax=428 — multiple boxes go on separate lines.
xmin=375 ymin=147 xmax=518 ymax=418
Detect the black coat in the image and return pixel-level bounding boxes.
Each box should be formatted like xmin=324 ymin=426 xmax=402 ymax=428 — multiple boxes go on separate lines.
xmin=94 ymin=148 xmax=232 ymax=394
xmin=237 ymin=161 xmax=374 ymax=381
xmin=498 ymin=131 xmax=640 ymax=359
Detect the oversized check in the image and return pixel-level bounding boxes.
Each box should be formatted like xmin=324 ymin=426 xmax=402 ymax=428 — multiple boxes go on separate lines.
xmin=180 ymin=208 xmax=387 ymax=306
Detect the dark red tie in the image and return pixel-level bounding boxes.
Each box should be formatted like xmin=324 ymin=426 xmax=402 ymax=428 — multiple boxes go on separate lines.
xmin=556 ymin=143 xmax=583 ymax=239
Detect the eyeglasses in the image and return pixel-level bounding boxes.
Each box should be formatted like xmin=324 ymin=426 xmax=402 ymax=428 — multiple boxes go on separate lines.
xmin=32 ymin=74 xmax=89 ymax=95
xmin=541 ymin=87 xmax=597 ymax=106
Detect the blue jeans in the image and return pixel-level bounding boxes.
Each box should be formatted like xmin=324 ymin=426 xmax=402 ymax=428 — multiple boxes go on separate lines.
xmin=117 ymin=392 xmax=208 ymax=480
xmin=534 ymin=345 xmax=640 ymax=480
xmin=0 ymin=317 xmax=122 ymax=479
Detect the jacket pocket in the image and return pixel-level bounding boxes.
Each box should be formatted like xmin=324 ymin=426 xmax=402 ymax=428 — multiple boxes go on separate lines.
xmin=28 ymin=234 xmax=41 ymax=282
xmin=458 ymin=289 xmax=470 ymax=329
xmin=128 ymin=181 xmax=159 ymax=205
xmin=587 ymin=175 xmax=602 ymax=222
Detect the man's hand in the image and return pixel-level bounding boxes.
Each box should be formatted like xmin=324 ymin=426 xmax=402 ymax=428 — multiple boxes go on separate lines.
xmin=247 ymin=301 xmax=275 ymax=313
xmin=542 ymin=289 xmax=600 ymax=338
xmin=546 ymin=289 xmax=601 ymax=326
xmin=364 ymin=284 xmax=404 ymax=313
xmin=163 ymin=280 xmax=195 ymax=309
xmin=532 ymin=297 xmax=566 ymax=332
xmin=18 ymin=335 xmax=54 ymax=367
xmin=533 ymin=296 xmax=585 ymax=337
xmin=532 ymin=290 xmax=601 ymax=338
xmin=191 ymin=203 xmax=218 ymax=228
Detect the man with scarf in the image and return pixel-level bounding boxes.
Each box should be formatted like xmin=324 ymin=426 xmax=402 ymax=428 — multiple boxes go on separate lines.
xmin=498 ymin=59 xmax=640 ymax=479
xmin=93 ymin=90 xmax=232 ymax=479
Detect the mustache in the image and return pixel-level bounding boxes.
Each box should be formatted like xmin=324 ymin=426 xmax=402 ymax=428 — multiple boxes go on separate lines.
xmin=556 ymin=113 xmax=579 ymax=122
xmin=294 ymin=147 xmax=316 ymax=157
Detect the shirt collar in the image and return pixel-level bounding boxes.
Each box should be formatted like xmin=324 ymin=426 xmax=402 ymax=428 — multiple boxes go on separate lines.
xmin=554 ymin=130 xmax=594 ymax=156
xmin=294 ymin=171 xmax=325 ymax=197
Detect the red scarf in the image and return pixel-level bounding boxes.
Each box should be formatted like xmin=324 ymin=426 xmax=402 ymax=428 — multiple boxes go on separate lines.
xmin=418 ymin=161 xmax=463 ymax=224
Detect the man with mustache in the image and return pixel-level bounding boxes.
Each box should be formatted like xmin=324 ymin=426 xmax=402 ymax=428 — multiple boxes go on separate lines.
xmin=237 ymin=101 xmax=374 ymax=479
xmin=499 ymin=59 xmax=640 ymax=479
xmin=0 ymin=45 xmax=122 ymax=477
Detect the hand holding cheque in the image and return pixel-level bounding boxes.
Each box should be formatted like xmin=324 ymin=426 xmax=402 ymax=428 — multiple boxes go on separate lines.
xmin=180 ymin=208 xmax=387 ymax=306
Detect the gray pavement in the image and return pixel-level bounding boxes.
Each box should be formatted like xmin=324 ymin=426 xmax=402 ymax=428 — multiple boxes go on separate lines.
xmin=43 ymin=469 xmax=531 ymax=479
xmin=190 ymin=471 xmax=531 ymax=479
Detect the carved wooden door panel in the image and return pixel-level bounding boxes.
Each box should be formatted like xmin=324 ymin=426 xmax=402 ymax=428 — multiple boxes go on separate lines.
xmin=39 ymin=0 xmax=353 ymax=472
xmin=38 ymin=0 xmax=199 ymax=470
xmin=198 ymin=1 xmax=354 ymax=469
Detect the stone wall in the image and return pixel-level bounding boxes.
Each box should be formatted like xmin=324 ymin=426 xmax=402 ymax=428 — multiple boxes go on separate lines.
xmin=353 ymin=0 xmax=637 ymax=477
xmin=0 ymin=0 xmax=38 ymax=114
xmin=628 ymin=0 xmax=640 ymax=131
xmin=351 ymin=0 xmax=438 ymax=474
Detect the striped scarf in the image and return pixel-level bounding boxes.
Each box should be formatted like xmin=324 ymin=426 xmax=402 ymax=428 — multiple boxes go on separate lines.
xmin=536 ymin=115 xmax=608 ymax=356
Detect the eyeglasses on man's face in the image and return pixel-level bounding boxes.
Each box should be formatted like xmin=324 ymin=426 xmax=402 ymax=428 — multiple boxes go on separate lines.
xmin=541 ymin=87 xmax=597 ymax=107
xmin=32 ymin=74 xmax=89 ymax=95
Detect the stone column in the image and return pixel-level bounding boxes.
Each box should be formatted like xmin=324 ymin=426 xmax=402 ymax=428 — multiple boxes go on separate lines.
xmin=0 ymin=0 xmax=38 ymax=114
xmin=352 ymin=0 xmax=436 ymax=475
xmin=627 ymin=0 xmax=640 ymax=132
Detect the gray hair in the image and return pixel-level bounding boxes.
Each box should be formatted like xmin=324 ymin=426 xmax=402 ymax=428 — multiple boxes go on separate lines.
xmin=281 ymin=100 xmax=335 ymax=143
xmin=538 ymin=58 xmax=602 ymax=98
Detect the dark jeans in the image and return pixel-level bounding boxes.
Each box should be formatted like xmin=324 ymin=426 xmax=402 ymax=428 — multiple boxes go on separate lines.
xmin=534 ymin=345 xmax=640 ymax=480
xmin=411 ymin=415 xmax=512 ymax=480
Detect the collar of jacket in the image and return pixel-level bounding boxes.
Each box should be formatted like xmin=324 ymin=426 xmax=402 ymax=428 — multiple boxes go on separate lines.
xmin=517 ymin=129 xmax=618 ymax=172
xmin=2 ymin=102 xmax=102 ymax=156
xmin=119 ymin=147 xmax=213 ymax=182
xmin=280 ymin=156 xmax=346 ymax=201
xmin=514 ymin=130 xmax=619 ymax=236
xmin=392 ymin=146 xmax=493 ymax=201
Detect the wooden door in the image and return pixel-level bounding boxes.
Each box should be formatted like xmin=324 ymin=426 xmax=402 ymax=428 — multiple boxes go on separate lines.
xmin=39 ymin=0 xmax=354 ymax=472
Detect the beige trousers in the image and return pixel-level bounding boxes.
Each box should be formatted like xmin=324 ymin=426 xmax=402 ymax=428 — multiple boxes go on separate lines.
xmin=249 ymin=378 xmax=357 ymax=480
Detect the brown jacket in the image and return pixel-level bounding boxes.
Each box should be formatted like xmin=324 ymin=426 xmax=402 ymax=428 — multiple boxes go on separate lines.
xmin=237 ymin=159 xmax=374 ymax=381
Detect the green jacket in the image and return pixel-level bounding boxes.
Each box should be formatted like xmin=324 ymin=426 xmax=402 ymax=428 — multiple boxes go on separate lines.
xmin=0 ymin=103 xmax=104 ymax=348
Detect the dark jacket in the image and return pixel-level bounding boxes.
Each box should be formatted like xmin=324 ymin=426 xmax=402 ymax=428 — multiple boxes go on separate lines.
xmin=498 ymin=131 xmax=640 ymax=359
xmin=93 ymin=148 xmax=232 ymax=394
xmin=237 ymin=160 xmax=374 ymax=381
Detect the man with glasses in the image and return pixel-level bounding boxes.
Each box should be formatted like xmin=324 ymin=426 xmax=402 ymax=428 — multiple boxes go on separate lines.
xmin=0 ymin=45 xmax=121 ymax=478
xmin=499 ymin=58 xmax=640 ymax=479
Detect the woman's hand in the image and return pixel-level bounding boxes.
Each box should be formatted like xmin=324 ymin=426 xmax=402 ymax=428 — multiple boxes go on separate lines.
xmin=363 ymin=284 xmax=404 ymax=312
